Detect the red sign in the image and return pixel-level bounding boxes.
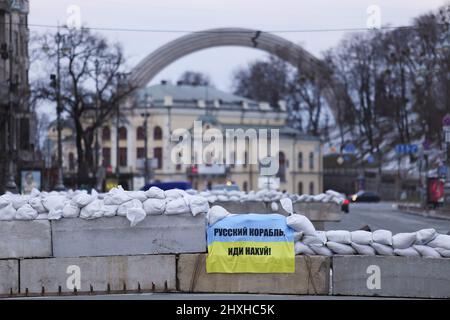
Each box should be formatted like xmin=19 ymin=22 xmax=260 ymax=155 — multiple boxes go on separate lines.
xmin=428 ymin=178 xmax=444 ymax=203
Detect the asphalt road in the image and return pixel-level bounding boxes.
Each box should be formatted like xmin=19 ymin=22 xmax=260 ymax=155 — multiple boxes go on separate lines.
xmin=326 ymin=202 xmax=450 ymax=234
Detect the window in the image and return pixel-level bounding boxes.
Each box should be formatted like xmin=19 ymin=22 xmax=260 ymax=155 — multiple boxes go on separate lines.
xmin=154 ymin=126 xmax=163 ymax=140
xmin=20 ymin=118 xmax=30 ymax=150
xmin=243 ymin=181 xmax=248 ymax=192
xmin=102 ymin=148 xmax=111 ymax=167
xmin=298 ymin=152 xmax=303 ymax=169
xmin=230 ymin=151 xmax=236 ymax=168
xmin=102 ymin=126 xmax=111 ymax=141
xmin=176 ymin=164 xmax=182 ymax=171
xmin=118 ymin=127 xmax=127 ymax=140
xmin=298 ymin=182 xmax=303 ymax=195
xmin=243 ymin=151 xmax=248 ymax=168
xmin=309 ymin=182 xmax=314 ymax=195
xmin=309 ymin=152 xmax=315 ymax=170
xmin=119 ymin=147 xmax=127 ymax=166
xmin=277 ymin=152 xmax=286 ymax=182
xmin=137 ymin=147 xmax=145 ymax=159
xmin=154 ymin=147 xmax=163 ymax=169
xmin=69 ymin=152 xmax=75 ymax=171
xmin=137 ymin=126 xmax=145 ymax=141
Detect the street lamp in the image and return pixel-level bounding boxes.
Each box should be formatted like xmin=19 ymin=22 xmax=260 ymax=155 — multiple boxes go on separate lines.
xmin=142 ymin=93 xmax=153 ymax=183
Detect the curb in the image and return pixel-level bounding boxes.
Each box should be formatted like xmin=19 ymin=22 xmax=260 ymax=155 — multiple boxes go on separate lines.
xmin=396 ymin=205 xmax=450 ymax=221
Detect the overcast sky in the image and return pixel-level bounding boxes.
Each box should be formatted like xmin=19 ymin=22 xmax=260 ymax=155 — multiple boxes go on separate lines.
xmin=29 ymin=0 xmax=447 ymax=92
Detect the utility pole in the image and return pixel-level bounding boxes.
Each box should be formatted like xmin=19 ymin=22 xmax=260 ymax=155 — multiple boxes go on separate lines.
xmin=94 ymin=59 xmax=100 ymax=189
xmin=4 ymin=9 xmax=18 ymax=193
xmin=53 ymin=25 xmax=66 ymax=191
xmin=142 ymin=93 xmax=152 ymax=183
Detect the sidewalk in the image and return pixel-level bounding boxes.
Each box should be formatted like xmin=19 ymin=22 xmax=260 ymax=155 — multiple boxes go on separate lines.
xmin=396 ymin=203 xmax=450 ymax=221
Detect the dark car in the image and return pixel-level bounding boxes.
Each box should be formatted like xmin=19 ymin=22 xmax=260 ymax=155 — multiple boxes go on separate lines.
xmin=350 ymin=191 xmax=380 ymax=203
xmin=141 ymin=181 xmax=192 ymax=191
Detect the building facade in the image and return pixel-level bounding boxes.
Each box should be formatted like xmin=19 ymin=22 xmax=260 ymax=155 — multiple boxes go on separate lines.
xmin=0 ymin=0 xmax=38 ymax=194
xmin=49 ymin=82 xmax=323 ymax=194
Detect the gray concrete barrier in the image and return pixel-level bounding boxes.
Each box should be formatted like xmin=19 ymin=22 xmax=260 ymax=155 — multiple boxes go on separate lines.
xmin=51 ymin=215 xmax=206 ymax=257
xmin=212 ymin=201 xmax=268 ymax=214
xmin=177 ymin=254 xmax=330 ymax=295
xmin=0 ymin=260 xmax=19 ymax=296
xmin=332 ymin=255 xmax=450 ymax=298
xmin=20 ymin=255 xmax=176 ymax=294
xmin=0 ymin=220 xmax=52 ymax=259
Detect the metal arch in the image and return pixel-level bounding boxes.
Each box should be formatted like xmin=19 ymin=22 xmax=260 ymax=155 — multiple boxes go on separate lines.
xmin=129 ymin=27 xmax=351 ymax=118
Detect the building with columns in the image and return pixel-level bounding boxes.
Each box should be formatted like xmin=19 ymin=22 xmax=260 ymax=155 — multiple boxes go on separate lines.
xmin=48 ymin=81 xmax=323 ymax=194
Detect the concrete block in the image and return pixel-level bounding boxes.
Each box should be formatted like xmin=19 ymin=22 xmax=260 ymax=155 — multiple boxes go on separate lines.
xmin=333 ymin=255 xmax=450 ymax=298
xmin=0 ymin=220 xmax=52 ymax=259
xmin=51 ymin=215 xmax=206 ymax=257
xmin=294 ymin=202 xmax=343 ymax=222
xmin=0 ymin=260 xmax=19 ymax=296
xmin=213 ymin=201 xmax=268 ymax=214
xmin=20 ymin=255 xmax=176 ymax=293
xmin=178 ymin=254 xmax=330 ymax=295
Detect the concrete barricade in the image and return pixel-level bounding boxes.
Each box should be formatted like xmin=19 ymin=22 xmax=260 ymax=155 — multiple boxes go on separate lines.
xmin=332 ymin=255 xmax=450 ymax=298
xmin=20 ymin=255 xmax=176 ymax=294
xmin=212 ymin=201 xmax=268 ymax=214
xmin=0 ymin=260 xmax=19 ymax=296
xmin=51 ymin=215 xmax=206 ymax=257
xmin=177 ymin=254 xmax=330 ymax=295
xmin=0 ymin=220 xmax=52 ymax=259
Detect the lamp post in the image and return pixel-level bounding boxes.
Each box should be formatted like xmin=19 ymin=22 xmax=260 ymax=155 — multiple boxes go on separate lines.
xmin=142 ymin=93 xmax=152 ymax=183
xmin=53 ymin=27 xmax=67 ymax=191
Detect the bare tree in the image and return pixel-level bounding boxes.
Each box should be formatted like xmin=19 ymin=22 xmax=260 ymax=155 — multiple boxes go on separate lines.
xmin=178 ymin=71 xmax=212 ymax=86
xmin=31 ymin=26 xmax=135 ymax=187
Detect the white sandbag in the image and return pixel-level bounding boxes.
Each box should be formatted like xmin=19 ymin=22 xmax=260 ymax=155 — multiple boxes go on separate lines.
xmin=394 ymin=247 xmax=420 ymax=257
xmin=0 ymin=203 xmax=16 ymax=220
xmin=207 ymin=206 xmax=230 ymax=225
xmin=217 ymin=195 xmax=229 ymax=202
xmin=294 ymin=232 xmax=304 ymax=242
xmin=434 ymin=248 xmax=450 ymax=258
xmin=15 ymin=204 xmax=38 ymax=220
xmin=80 ymin=199 xmax=104 ymax=220
xmin=103 ymin=186 xmax=132 ymax=205
xmin=47 ymin=209 xmax=63 ymax=220
xmin=11 ymin=195 xmax=29 ymax=210
xmin=42 ymin=195 xmax=66 ymax=212
xmin=351 ymin=242 xmax=376 ymax=256
xmin=30 ymin=188 xmax=41 ymax=198
xmin=188 ymin=196 xmax=209 ymax=216
xmin=280 ymin=198 xmax=293 ymax=215
xmin=326 ymin=230 xmax=352 ymax=244
xmin=164 ymin=189 xmax=187 ymax=199
xmin=351 ymin=230 xmax=373 ymax=245
xmin=117 ymin=199 xmax=143 ymax=217
xmin=143 ymin=198 xmax=165 ymax=215
xmin=71 ymin=193 xmax=95 ymax=208
xmin=294 ymin=242 xmax=315 ymax=255
xmin=312 ymin=194 xmax=327 ymax=202
xmin=206 ymin=195 xmax=217 ymax=203
xmin=126 ymin=207 xmax=147 ymax=227
xmin=286 ymin=214 xmax=316 ymax=236
xmin=326 ymin=241 xmax=355 ymax=255
xmin=99 ymin=204 xmax=118 ymax=217
xmin=427 ymin=234 xmax=450 ymax=250
xmin=28 ymin=197 xmax=47 ymax=213
xmin=415 ymin=228 xmax=437 ymax=245
xmin=62 ymin=203 xmax=80 ymax=218
xmin=36 ymin=213 xmax=49 ymax=220
xmin=271 ymin=202 xmax=279 ymax=212
xmin=165 ymin=197 xmax=191 ymax=215
xmin=392 ymin=232 xmax=417 ymax=249
xmin=0 ymin=194 xmax=11 ymax=209
xmin=303 ymin=231 xmax=327 ymax=246
xmin=372 ymin=229 xmax=393 ymax=246
xmin=325 ymin=190 xmax=342 ymax=198
xmin=186 ymin=189 xmax=198 ymax=196
xmin=229 ymin=196 xmax=240 ymax=202
xmin=413 ymin=245 xmax=442 ymax=258
xmin=371 ymin=243 xmax=395 ymax=256
xmin=126 ymin=191 xmax=148 ymax=202
xmin=310 ymin=244 xmax=334 ymax=256
xmin=145 ymin=186 xmax=165 ymax=199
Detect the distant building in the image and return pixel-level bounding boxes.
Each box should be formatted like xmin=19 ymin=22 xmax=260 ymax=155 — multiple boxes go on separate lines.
xmin=0 ymin=0 xmax=39 ymax=193
xmin=48 ymin=82 xmax=323 ymax=193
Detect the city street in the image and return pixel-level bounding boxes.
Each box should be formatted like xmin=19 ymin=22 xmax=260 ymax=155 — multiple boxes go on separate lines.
xmin=326 ymin=202 xmax=450 ymax=234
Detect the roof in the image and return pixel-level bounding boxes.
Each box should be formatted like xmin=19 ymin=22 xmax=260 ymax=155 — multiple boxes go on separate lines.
xmin=135 ymin=83 xmax=282 ymax=112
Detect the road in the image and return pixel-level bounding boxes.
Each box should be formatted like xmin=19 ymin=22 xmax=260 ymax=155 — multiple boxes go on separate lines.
xmin=326 ymin=202 xmax=450 ymax=234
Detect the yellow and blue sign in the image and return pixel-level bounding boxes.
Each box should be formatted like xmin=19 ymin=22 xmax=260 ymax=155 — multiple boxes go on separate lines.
xmin=206 ymin=214 xmax=295 ymax=273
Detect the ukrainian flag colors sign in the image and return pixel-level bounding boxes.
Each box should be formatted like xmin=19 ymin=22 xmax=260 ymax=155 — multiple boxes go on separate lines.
xmin=206 ymin=214 xmax=295 ymax=273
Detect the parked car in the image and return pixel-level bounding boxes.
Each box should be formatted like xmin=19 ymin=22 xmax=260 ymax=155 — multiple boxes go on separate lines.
xmin=349 ymin=191 xmax=380 ymax=203
xmin=141 ymin=181 xmax=193 ymax=191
